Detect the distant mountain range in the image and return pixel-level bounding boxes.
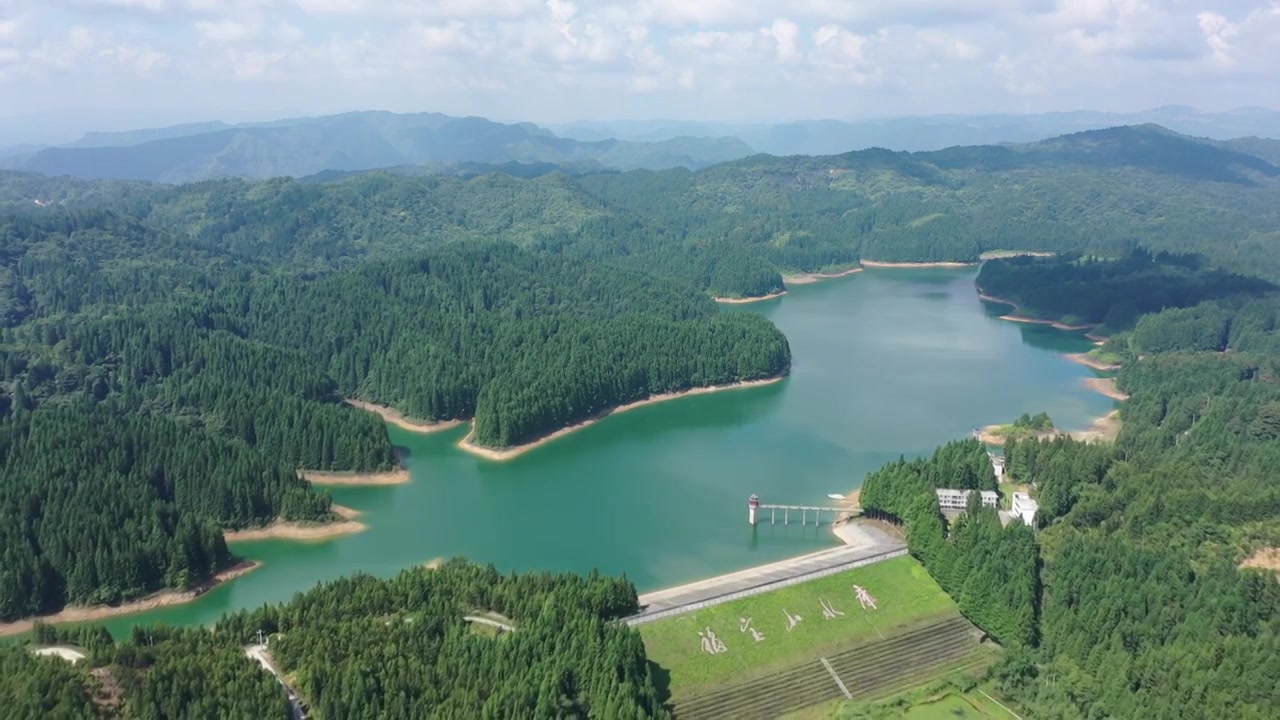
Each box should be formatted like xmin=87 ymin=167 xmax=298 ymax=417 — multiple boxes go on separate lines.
xmin=0 ymin=111 xmax=754 ymax=183
xmin=551 ymin=106 xmax=1280 ymax=156
xmin=3 ymin=106 xmax=1277 ymax=185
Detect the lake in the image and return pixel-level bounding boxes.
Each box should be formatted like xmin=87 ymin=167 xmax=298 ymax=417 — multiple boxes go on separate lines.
xmin=95 ymin=267 xmax=1113 ymax=634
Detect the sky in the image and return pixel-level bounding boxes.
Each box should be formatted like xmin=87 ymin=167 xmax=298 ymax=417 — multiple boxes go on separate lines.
xmin=0 ymin=1 xmax=1278 ymax=142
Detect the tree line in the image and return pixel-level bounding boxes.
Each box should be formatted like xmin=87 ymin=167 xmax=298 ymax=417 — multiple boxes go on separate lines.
xmin=0 ymin=200 xmax=788 ymax=618
xmin=7 ymin=561 xmax=666 ymax=719
xmin=860 ymin=274 xmax=1280 ymax=718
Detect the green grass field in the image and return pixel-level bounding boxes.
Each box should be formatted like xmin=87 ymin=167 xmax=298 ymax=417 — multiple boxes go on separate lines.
xmin=640 ymin=556 xmax=958 ymax=696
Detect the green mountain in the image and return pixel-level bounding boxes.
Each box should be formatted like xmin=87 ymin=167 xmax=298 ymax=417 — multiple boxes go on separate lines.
xmin=570 ymin=124 xmax=1280 ymax=277
xmin=4 ymin=121 xmax=1280 ymax=719
xmin=553 ymin=105 xmax=1280 ymax=155
xmin=65 ymin=120 xmax=233 ymax=148
xmin=8 ymin=111 xmax=755 ymax=182
xmin=2 ymin=122 xmax=1279 ymax=618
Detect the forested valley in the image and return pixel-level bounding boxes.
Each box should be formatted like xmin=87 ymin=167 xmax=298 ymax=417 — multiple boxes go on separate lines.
xmin=3 ymin=561 xmax=664 ymax=719
xmin=860 ymin=261 xmax=1280 ymax=719
xmin=3 ymin=125 xmax=1280 ymax=717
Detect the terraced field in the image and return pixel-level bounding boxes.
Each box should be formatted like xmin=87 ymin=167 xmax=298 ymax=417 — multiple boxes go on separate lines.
xmin=672 ymin=613 xmax=988 ymax=720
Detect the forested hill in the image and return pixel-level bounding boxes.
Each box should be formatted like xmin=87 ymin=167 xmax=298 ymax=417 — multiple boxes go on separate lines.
xmin=574 ymin=124 xmax=1280 ymax=275
xmin=5 ymin=561 xmax=666 ymax=719
xmin=0 ymin=237 xmax=789 ymax=620
xmin=859 ymin=258 xmax=1280 ymax=718
xmin=3 ymin=122 xmax=1280 ymax=620
xmin=4 ymin=110 xmax=756 ymax=182
xmin=975 ymin=249 xmax=1275 ymax=335
xmin=6 ymin=123 xmax=1280 ymax=287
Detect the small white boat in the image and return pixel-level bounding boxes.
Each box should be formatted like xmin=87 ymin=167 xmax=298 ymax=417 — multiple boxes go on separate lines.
xmin=827 ymin=493 xmax=845 ymax=500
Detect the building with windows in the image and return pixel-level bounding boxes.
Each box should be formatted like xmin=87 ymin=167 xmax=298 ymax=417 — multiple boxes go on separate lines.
xmin=1011 ymin=492 xmax=1039 ymax=526
xmin=935 ymin=488 xmax=999 ymax=511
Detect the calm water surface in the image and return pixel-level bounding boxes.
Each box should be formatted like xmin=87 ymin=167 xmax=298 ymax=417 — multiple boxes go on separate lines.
xmin=98 ymin=268 xmax=1112 ymax=634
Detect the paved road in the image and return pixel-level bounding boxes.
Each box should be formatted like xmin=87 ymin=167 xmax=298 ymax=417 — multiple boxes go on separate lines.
xmin=628 ymin=522 xmax=906 ymax=626
xmin=245 ymin=644 xmax=305 ymax=720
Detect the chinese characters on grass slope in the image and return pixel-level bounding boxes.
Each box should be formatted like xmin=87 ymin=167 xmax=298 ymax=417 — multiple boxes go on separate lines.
xmin=698 ymin=583 xmax=879 ymax=655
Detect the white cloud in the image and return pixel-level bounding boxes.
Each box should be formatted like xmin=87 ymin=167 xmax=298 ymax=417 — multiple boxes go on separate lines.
xmin=915 ymin=29 xmax=982 ymax=60
xmin=227 ymin=47 xmax=286 ymax=79
xmin=762 ymin=18 xmax=801 ymax=62
xmin=1198 ymin=11 xmax=1239 ymax=64
xmin=646 ymin=0 xmax=742 ymax=27
xmin=293 ymin=0 xmax=362 ymax=14
xmin=1 ymin=0 xmax=1278 ymax=126
xmin=409 ymin=21 xmax=478 ymax=54
xmin=196 ymin=20 xmax=260 ymax=45
xmin=102 ymin=42 xmax=168 ymax=76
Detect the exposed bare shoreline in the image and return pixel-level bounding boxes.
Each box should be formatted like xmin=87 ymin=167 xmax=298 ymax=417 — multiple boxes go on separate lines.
xmin=344 ymin=398 xmax=465 ymax=434
xmin=1064 ymin=352 xmax=1121 ymax=371
xmin=1071 ymin=410 xmax=1122 ymax=443
xmin=302 ymin=467 xmax=410 ymax=486
xmin=861 ymin=260 xmax=977 ymax=268
xmin=714 ymin=290 xmax=787 ymax=304
xmin=977 ymin=373 xmax=1128 ymax=448
xmin=224 ymin=506 xmax=367 ymax=543
xmin=978 ymin=251 xmax=1057 ymax=260
xmin=457 ymin=375 xmax=787 ymax=461
xmin=1084 ymin=377 xmax=1129 ymax=401
xmin=0 ymin=561 xmax=262 ymax=637
xmin=976 ymin=425 xmax=1060 ymax=447
xmin=782 ymin=266 xmax=864 ymax=285
xmin=977 ymin=292 xmax=1097 ymax=332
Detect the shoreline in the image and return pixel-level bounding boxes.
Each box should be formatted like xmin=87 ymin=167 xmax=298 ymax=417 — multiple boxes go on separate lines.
xmin=224 ymin=507 xmax=367 ymax=542
xmin=1084 ymin=376 xmax=1129 ymax=401
xmin=457 ymin=375 xmax=787 ymax=462
xmin=861 ymin=260 xmax=977 ymax=269
xmin=0 ymin=560 xmax=262 ymax=638
xmin=636 ymin=520 xmax=891 ymax=606
xmin=301 ymin=467 xmax=410 ymax=486
xmin=977 ymin=374 xmax=1128 ymax=449
xmin=714 ymin=290 xmax=787 ymax=304
xmin=977 ymin=292 xmax=1097 ymax=332
xmin=975 ymin=425 xmax=1060 ymax=447
xmin=1069 ymin=409 xmax=1122 ymax=444
xmin=344 ymin=398 xmax=465 ymax=434
xmin=978 ymin=251 xmax=1056 ymax=260
xmin=782 ymin=266 xmax=864 ymax=285
xmin=999 ymin=314 xmax=1096 ymax=332
xmin=1064 ymin=352 xmax=1121 ymax=371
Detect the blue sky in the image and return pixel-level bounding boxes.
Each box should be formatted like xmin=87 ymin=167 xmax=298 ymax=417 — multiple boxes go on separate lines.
xmin=0 ymin=1 xmax=1277 ymax=141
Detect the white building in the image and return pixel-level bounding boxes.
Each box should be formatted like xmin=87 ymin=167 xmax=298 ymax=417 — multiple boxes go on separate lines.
xmin=1011 ymin=492 xmax=1039 ymax=526
xmin=935 ymin=489 xmax=999 ymax=511
xmin=989 ymin=453 xmax=1006 ymax=480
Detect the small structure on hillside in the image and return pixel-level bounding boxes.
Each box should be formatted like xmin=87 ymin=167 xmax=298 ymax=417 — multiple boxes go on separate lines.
xmin=989 ymin=452 xmax=1006 ymax=480
xmin=1011 ymin=492 xmax=1039 ymax=527
xmin=935 ymin=489 xmax=999 ymax=511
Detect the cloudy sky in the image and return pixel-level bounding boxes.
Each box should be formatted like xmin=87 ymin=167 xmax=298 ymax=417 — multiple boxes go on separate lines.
xmin=0 ymin=1 xmax=1277 ymax=140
